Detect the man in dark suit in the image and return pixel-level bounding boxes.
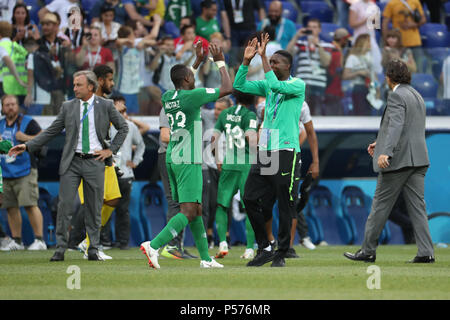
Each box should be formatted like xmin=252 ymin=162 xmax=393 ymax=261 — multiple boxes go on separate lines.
xmin=344 ymin=59 xmax=435 ymax=263
xmin=9 ymin=70 xmax=128 ymax=261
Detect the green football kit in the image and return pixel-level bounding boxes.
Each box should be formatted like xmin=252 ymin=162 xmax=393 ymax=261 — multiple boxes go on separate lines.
xmin=214 ymin=104 xmax=258 ymax=248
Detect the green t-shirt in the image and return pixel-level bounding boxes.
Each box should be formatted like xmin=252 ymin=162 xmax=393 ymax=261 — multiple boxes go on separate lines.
xmin=164 ymin=0 xmax=192 ymax=27
xmin=214 ymin=105 xmax=258 ymax=171
xmin=163 ymin=88 xmax=220 ymax=164
xmin=233 ymin=65 xmax=306 ymax=152
xmin=195 ymin=17 xmax=220 ymax=41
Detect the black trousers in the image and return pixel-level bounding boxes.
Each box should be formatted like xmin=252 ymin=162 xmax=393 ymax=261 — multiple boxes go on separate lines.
xmin=295 ymin=173 xmax=314 ymax=239
xmin=202 ymin=166 xmax=220 ymax=231
xmin=113 ymin=177 xmax=133 ymax=246
xmin=244 ymin=150 xmax=301 ymax=255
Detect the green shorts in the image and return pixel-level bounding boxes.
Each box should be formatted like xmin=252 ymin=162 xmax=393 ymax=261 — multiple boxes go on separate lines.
xmin=166 ymin=163 xmax=202 ymax=203
xmin=216 ymin=167 xmax=250 ymax=209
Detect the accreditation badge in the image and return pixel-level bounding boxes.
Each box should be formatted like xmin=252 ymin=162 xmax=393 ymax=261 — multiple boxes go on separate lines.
xmin=233 ymin=10 xmax=244 ymax=23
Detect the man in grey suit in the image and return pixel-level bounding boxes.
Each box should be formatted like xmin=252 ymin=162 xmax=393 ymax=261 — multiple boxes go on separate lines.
xmin=9 ymin=70 xmax=128 ymax=261
xmin=344 ymin=59 xmax=435 ymax=263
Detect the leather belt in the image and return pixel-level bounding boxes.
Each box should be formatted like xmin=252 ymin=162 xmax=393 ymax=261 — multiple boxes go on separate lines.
xmin=74 ymin=152 xmax=96 ymax=159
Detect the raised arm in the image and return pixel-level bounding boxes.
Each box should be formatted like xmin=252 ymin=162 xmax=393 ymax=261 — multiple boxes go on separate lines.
xmin=209 ymin=43 xmax=232 ymax=98
xmin=233 ymin=38 xmax=267 ymax=96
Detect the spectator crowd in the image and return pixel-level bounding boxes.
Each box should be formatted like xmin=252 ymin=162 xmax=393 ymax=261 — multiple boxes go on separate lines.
xmin=0 ymin=0 xmax=448 ymax=117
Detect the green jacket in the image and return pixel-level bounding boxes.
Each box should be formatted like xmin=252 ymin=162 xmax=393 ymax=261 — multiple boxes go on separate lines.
xmin=233 ymin=65 xmax=306 ymax=152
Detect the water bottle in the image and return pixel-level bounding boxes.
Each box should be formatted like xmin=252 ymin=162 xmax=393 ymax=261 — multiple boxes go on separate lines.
xmin=47 ymin=225 xmax=56 ymax=247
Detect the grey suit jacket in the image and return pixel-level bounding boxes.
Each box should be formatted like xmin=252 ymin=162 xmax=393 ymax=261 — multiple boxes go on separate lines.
xmin=26 ymin=96 xmax=129 ymax=175
xmin=373 ymin=84 xmax=429 ymax=173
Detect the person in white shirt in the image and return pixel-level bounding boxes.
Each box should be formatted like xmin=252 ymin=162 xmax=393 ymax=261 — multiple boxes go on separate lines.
xmin=38 ymin=0 xmax=80 ymax=31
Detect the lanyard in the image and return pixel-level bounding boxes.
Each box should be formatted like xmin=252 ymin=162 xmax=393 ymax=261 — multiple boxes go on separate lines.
xmin=231 ymin=0 xmax=243 ymax=11
xmin=69 ymin=28 xmax=82 ymax=49
xmin=271 ymin=92 xmax=282 ymax=121
xmin=87 ymin=46 xmax=101 ymax=69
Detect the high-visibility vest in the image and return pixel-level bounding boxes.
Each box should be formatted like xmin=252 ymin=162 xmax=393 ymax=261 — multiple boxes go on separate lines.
xmin=0 ymin=40 xmax=28 ymax=96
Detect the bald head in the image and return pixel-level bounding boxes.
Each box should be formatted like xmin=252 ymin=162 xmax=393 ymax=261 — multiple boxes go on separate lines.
xmin=268 ymin=1 xmax=283 ymax=24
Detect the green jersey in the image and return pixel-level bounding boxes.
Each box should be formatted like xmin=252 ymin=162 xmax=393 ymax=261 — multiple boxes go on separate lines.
xmin=195 ymin=17 xmax=220 ymax=41
xmin=233 ymin=65 xmax=306 ymax=152
xmin=162 ymin=88 xmax=220 ymax=164
xmin=214 ymin=104 xmax=257 ymax=171
xmin=164 ymin=0 xmax=192 ymax=27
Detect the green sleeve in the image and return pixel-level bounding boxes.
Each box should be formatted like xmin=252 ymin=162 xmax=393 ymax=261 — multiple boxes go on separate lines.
xmin=186 ymin=88 xmax=220 ymax=108
xmin=0 ymin=140 xmax=12 ymax=154
xmin=233 ymin=65 xmax=268 ymax=96
xmin=214 ymin=111 xmax=225 ymax=133
xmin=244 ymin=111 xmax=258 ymax=132
xmin=265 ymin=70 xmax=306 ymax=97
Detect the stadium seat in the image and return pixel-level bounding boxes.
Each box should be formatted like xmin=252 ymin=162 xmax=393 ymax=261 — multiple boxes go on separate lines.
xmin=428 ymin=212 xmax=450 ymax=244
xmin=320 ymin=22 xmax=339 ymax=42
xmin=426 ymin=47 xmax=450 ymax=80
xmin=162 ymin=21 xmax=180 ymax=38
xmin=81 ymin=0 xmax=97 ymax=13
xmin=303 ymin=202 xmax=324 ymax=244
xmin=420 ymin=23 xmax=450 ymax=48
xmin=411 ymin=73 xmax=439 ymax=98
xmin=340 ymin=186 xmax=390 ymax=245
xmin=445 ymin=2 xmax=450 ymax=31
xmin=309 ymin=185 xmax=353 ymax=245
xmin=140 ymin=183 xmax=168 ymax=241
xmin=24 ymin=0 xmax=42 ymax=25
xmin=386 ymin=221 xmax=405 ymax=244
xmin=299 ymin=1 xmax=334 ymax=24
xmin=38 ymin=187 xmax=56 ymax=247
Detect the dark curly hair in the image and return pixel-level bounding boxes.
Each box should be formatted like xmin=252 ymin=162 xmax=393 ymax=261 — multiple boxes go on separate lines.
xmin=386 ymin=59 xmax=411 ymax=85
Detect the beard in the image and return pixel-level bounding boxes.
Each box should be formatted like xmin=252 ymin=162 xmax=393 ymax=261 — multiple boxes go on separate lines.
xmin=269 ymin=15 xmax=281 ymax=25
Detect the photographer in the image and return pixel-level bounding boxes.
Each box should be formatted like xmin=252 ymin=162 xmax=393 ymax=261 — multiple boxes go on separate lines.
xmin=11 ymin=3 xmax=40 ymax=45
xmin=74 ymin=26 xmax=115 ymax=72
xmin=287 ymin=18 xmax=333 ymax=116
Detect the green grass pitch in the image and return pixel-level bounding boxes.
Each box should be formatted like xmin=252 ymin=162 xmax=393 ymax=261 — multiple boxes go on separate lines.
xmin=1 ymin=244 xmax=449 ymax=300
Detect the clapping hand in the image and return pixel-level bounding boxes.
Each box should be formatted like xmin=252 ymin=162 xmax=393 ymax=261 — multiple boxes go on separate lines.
xmin=209 ymin=42 xmax=225 ymax=62
xmin=257 ymin=33 xmax=270 ymax=57
xmin=194 ymin=40 xmax=205 ymax=61
xmin=243 ymin=37 xmax=258 ymax=65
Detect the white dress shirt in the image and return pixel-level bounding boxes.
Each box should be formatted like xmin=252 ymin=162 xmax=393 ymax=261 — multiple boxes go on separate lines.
xmin=393 ymin=84 xmax=400 ymax=92
xmin=76 ymin=94 xmax=103 ymax=154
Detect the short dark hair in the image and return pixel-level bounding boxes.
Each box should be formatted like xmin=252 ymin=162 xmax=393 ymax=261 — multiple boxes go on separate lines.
xmin=93 ymin=64 xmax=114 ymax=80
xmin=273 ymin=50 xmax=293 ymax=70
xmin=233 ymin=89 xmax=255 ymax=106
xmin=170 ymin=64 xmax=190 ymax=88
xmin=386 ymin=59 xmax=411 ymax=85
xmin=307 ymin=18 xmax=321 ymax=28
xmin=118 ymin=25 xmax=133 ymax=38
xmin=180 ymin=24 xmax=195 ymax=35
xmin=201 ymin=0 xmax=216 ymax=8
xmin=111 ymin=95 xmax=126 ymax=103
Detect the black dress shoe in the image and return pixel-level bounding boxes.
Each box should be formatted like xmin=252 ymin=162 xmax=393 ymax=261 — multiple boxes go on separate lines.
xmin=343 ymin=249 xmax=376 ymax=262
xmin=408 ymin=255 xmax=435 ymax=263
xmin=88 ymin=252 xmax=104 ymax=261
xmin=50 ymin=251 xmax=64 ymax=262
xmin=247 ymin=248 xmax=275 ymax=267
xmin=271 ymin=252 xmax=286 ymax=267
xmin=285 ymin=247 xmax=300 ymax=259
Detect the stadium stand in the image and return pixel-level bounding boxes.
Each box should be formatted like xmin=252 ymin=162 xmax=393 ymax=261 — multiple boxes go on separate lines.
xmin=309 ymin=185 xmax=353 ymax=245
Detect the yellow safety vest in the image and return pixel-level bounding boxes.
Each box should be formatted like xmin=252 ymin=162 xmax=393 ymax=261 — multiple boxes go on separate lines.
xmin=0 ymin=40 xmax=28 ymax=96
